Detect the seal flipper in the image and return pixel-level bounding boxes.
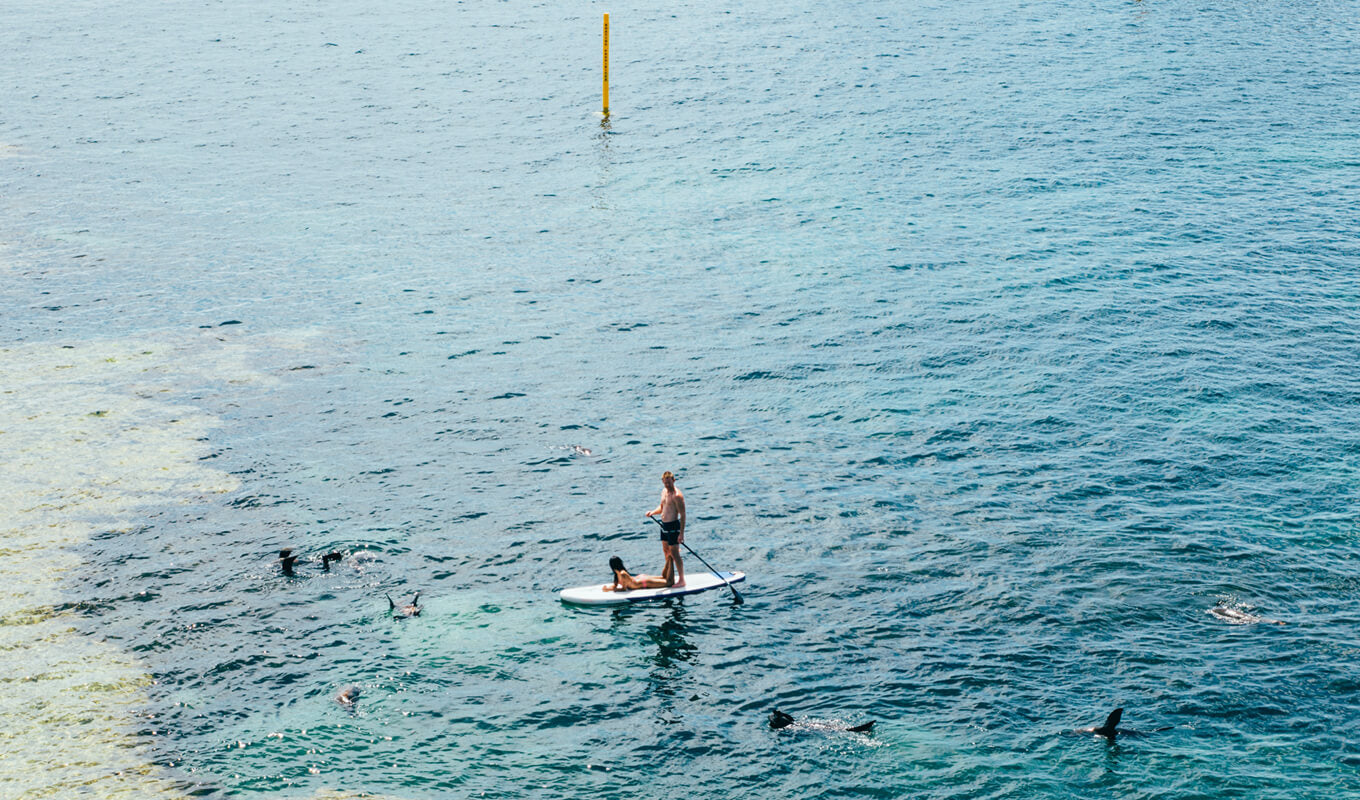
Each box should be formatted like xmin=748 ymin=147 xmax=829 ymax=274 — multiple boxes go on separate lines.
xmin=1093 ymin=708 xmax=1122 ymax=739
xmin=847 ymin=720 xmax=875 ymax=733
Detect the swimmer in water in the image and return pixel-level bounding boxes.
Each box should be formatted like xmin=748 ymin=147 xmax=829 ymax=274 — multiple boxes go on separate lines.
xmin=335 ymin=685 xmax=361 ymax=706
xmin=1208 ymin=599 xmax=1285 ymax=625
xmin=602 ymin=556 xmax=672 ymax=592
xmin=278 ymin=549 xmax=343 ymax=575
xmin=1073 ymin=708 xmax=1172 ymax=741
xmin=769 ymin=709 xmax=875 ymax=733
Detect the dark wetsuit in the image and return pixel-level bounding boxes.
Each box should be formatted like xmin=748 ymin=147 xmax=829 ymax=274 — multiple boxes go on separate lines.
xmin=659 ymin=519 xmax=682 ymax=545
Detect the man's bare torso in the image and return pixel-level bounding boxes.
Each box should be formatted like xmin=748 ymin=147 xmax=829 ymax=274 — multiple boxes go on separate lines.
xmin=659 ymin=488 xmax=683 ymax=522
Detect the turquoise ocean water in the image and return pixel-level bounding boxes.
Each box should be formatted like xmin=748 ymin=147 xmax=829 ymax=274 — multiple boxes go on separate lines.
xmin=3 ymin=1 xmax=1359 ymax=797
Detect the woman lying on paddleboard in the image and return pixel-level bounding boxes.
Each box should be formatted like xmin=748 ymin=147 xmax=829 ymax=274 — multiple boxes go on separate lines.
xmin=603 ymin=556 xmax=672 ymax=592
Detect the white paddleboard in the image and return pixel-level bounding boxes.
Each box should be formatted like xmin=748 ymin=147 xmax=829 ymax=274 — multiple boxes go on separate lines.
xmin=560 ymin=571 xmax=745 ymax=606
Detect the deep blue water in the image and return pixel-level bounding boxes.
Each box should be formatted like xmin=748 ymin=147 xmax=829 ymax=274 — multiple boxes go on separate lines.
xmin=3 ymin=1 xmax=1360 ymax=798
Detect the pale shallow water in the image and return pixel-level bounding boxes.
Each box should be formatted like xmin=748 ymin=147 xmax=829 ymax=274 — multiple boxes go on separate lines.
xmin=3 ymin=0 xmax=1359 ymax=798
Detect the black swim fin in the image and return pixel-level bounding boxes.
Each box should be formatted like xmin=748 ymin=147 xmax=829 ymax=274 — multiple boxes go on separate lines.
xmin=847 ymin=720 xmax=875 ymax=733
xmin=1093 ymin=708 xmax=1122 ymax=739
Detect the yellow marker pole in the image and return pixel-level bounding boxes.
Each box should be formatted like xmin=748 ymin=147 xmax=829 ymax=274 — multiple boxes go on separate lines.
xmin=602 ymin=13 xmax=610 ymax=115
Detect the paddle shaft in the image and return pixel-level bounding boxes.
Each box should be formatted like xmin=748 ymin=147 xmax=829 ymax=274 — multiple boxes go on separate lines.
xmin=650 ymin=517 xmax=743 ymax=603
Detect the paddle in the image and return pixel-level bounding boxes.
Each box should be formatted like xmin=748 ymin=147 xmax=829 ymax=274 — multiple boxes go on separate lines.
xmin=650 ymin=517 xmax=744 ymax=604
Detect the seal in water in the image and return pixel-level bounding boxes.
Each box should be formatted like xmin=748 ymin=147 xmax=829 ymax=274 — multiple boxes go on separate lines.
xmin=335 ymin=685 xmax=361 ymax=706
xmin=1075 ymin=708 xmax=1172 ymax=741
xmin=770 ymin=709 xmax=874 ymax=733
xmin=387 ymin=592 xmax=421 ymax=618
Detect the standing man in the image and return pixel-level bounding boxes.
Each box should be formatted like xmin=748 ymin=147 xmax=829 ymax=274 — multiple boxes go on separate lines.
xmin=644 ymin=470 xmax=686 ymax=588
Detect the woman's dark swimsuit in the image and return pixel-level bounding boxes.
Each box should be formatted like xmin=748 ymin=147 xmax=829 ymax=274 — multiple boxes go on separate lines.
xmin=659 ymin=519 xmax=682 ymax=545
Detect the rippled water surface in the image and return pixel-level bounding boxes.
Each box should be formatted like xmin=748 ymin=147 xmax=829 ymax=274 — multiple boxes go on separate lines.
xmin=3 ymin=0 xmax=1359 ymax=797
